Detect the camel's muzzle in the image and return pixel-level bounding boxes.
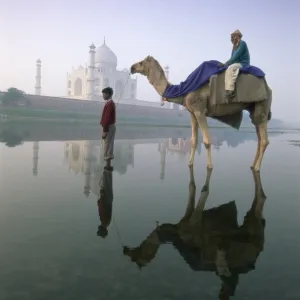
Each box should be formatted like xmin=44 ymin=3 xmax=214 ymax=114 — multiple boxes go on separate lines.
xmin=130 ymin=65 xmax=136 ymax=74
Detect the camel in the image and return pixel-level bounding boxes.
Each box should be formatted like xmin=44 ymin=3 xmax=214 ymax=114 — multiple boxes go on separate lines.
xmin=130 ymin=56 xmax=272 ymax=171
xmin=123 ymin=167 xmax=267 ymax=299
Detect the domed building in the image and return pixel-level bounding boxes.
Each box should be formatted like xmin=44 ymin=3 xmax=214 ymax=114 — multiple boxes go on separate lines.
xmin=66 ymin=38 xmax=137 ymax=101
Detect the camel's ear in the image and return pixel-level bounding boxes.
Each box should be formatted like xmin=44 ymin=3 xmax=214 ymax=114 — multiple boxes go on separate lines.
xmin=146 ymin=55 xmax=151 ymax=61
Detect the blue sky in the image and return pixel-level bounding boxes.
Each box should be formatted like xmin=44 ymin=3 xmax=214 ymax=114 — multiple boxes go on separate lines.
xmin=1 ymin=0 xmax=299 ymax=121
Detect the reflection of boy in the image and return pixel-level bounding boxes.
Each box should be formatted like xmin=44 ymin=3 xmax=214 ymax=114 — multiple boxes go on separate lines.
xmin=97 ymin=168 xmax=113 ymax=238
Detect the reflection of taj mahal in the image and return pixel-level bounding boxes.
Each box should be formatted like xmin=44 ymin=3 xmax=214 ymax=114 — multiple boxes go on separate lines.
xmin=159 ymin=138 xmax=199 ymax=155
xmin=64 ymin=140 xmax=134 ymax=197
xmin=30 ymin=138 xmax=199 ymax=194
xmin=158 ymin=138 xmax=202 ymax=180
xmin=29 ymin=134 xmax=254 ymax=195
xmin=28 ymin=138 xmax=197 ymax=195
xmin=63 ymin=138 xmax=197 ymax=194
xmin=32 ymin=141 xmax=39 ymax=176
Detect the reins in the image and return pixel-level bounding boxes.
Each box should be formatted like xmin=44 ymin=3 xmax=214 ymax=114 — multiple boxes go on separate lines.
xmin=114 ymin=73 xmax=131 ymax=106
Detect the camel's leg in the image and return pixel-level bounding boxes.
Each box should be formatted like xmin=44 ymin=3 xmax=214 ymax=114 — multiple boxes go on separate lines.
xmin=179 ymin=165 xmax=196 ymax=223
xmin=253 ymin=121 xmax=269 ymax=172
xmin=194 ymin=112 xmax=213 ymax=169
xmin=189 ymin=167 xmax=212 ymax=226
xmin=194 ymin=167 xmax=212 ymax=212
xmin=241 ymin=170 xmax=266 ymax=252
xmin=251 ymin=170 xmax=267 ymax=217
xmin=251 ymin=125 xmax=261 ymax=169
xmin=188 ymin=113 xmax=198 ymax=166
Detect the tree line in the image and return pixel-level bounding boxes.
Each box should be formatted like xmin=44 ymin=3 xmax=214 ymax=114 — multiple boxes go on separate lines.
xmin=0 ymin=87 xmax=31 ymax=107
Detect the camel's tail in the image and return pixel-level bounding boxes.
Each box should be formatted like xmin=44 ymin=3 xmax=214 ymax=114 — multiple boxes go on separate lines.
xmin=267 ymin=85 xmax=272 ymax=121
xmin=267 ymin=111 xmax=272 ymax=121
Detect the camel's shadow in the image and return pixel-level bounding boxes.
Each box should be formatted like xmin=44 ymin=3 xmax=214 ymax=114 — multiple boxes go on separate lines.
xmin=123 ymin=167 xmax=267 ymax=299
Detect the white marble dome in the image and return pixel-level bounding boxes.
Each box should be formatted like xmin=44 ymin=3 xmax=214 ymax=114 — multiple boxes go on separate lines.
xmin=95 ymin=42 xmax=117 ymax=66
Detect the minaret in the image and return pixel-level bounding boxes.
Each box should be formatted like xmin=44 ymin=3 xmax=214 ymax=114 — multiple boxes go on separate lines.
xmin=164 ymin=66 xmax=173 ymax=109
xmin=87 ymin=43 xmax=96 ymax=100
xmin=64 ymin=142 xmax=70 ymax=164
xmin=83 ymin=141 xmax=93 ymax=197
xmin=32 ymin=141 xmax=39 ymax=176
xmin=35 ymin=59 xmax=41 ymax=95
xmin=164 ymin=65 xmax=169 ymax=80
xmin=158 ymin=140 xmax=167 ymax=180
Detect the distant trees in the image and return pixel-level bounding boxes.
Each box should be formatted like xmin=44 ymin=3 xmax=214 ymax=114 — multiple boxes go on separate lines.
xmin=0 ymin=129 xmax=25 ymax=147
xmin=0 ymin=87 xmax=31 ymax=106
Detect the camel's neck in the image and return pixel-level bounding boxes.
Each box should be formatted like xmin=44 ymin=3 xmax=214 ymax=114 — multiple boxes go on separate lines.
xmin=138 ymin=225 xmax=178 ymax=253
xmin=145 ymin=63 xmax=185 ymax=105
xmin=147 ymin=65 xmax=168 ymax=96
xmin=166 ymin=95 xmax=185 ymax=106
xmin=134 ymin=230 xmax=161 ymax=265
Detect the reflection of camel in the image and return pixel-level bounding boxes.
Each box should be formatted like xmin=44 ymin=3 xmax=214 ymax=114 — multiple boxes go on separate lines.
xmin=131 ymin=56 xmax=272 ymax=171
xmin=123 ymin=167 xmax=266 ymax=299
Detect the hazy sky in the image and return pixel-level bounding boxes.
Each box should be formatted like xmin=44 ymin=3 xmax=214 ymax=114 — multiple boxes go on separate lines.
xmin=1 ymin=0 xmax=299 ymax=121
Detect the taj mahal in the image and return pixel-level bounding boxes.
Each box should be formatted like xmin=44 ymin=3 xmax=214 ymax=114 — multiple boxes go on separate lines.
xmin=34 ymin=38 xmax=183 ymax=109
xmin=66 ymin=38 xmax=138 ymax=102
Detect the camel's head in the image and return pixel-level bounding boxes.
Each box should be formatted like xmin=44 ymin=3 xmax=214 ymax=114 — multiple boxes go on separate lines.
xmin=130 ymin=55 xmax=155 ymax=76
xmin=122 ymin=245 xmax=148 ymax=269
xmin=122 ymin=225 xmax=177 ymax=269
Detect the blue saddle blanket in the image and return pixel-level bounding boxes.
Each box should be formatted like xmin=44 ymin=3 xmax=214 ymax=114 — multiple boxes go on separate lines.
xmin=162 ymin=60 xmax=265 ymax=98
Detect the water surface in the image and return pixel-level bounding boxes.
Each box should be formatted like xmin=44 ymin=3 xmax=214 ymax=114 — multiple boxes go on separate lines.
xmin=1 ymin=128 xmax=300 ymax=299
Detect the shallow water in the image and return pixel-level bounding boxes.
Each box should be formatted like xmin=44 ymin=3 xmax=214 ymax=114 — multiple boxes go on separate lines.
xmin=0 ymin=127 xmax=300 ymax=299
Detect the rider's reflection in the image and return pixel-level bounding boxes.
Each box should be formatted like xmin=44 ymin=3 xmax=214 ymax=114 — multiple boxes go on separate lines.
xmin=97 ymin=166 xmax=114 ymax=238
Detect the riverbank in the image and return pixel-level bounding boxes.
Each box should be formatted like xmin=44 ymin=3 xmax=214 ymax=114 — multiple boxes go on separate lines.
xmin=0 ymin=120 xmax=287 ymax=149
xmin=0 ymin=106 xmax=290 ymax=131
xmin=0 ymin=118 xmax=290 ymax=144
xmin=0 ymin=106 xmax=191 ymax=127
